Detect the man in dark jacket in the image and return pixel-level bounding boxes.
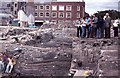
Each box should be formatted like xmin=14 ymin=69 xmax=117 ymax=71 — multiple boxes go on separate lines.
xmin=97 ymin=16 xmax=105 ymax=38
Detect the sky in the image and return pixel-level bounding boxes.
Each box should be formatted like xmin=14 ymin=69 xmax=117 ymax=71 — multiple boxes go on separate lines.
xmin=57 ymin=0 xmax=119 ymax=15
xmin=1 ymin=0 xmax=119 ymax=14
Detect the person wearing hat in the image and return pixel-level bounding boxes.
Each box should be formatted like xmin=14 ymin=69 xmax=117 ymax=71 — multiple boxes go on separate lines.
xmin=103 ymin=13 xmax=111 ymax=38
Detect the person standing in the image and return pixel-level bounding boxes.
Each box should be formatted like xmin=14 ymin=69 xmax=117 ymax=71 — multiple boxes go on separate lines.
xmin=92 ymin=14 xmax=98 ymax=38
xmin=113 ymin=17 xmax=120 ymax=37
xmin=76 ymin=20 xmax=82 ymax=37
xmin=81 ymin=17 xmax=87 ymax=38
xmin=86 ymin=16 xmax=91 ymax=38
xmin=97 ymin=16 xmax=105 ymax=38
xmin=103 ymin=13 xmax=111 ymax=38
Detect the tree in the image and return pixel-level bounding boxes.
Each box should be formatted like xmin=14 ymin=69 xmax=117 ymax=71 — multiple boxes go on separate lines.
xmin=94 ymin=10 xmax=120 ymax=20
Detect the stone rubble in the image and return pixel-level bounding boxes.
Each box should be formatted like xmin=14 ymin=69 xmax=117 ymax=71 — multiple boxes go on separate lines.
xmin=0 ymin=24 xmax=119 ymax=77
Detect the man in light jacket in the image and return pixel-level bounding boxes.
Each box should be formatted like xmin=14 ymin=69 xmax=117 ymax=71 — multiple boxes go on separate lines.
xmin=103 ymin=13 xmax=111 ymax=38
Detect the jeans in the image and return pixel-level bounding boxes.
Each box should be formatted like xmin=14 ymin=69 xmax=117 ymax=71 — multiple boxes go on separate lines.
xmin=5 ymin=64 xmax=13 ymax=73
xmin=81 ymin=26 xmax=86 ymax=38
xmin=3 ymin=63 xmax=7 ymax=73
xmin=88 ymin=26 xmax=92 ymax=38
xmin=97 ymin=26 xmax=105 ymax=38
xmin=0 ymin=61 xmax=4 ymax=72
xmin=86 ymin=25 xmax=91 ymax=38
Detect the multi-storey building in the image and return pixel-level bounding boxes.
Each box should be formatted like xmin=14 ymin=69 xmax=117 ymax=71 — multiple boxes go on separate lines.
xmin=0 ymin=1 xmax=12 ymax=25
xmin=51 ymin=2 xmax=85 ymax=23
xmin=34 ymin=1 xmax=85 ymax=25
xmin=10 ymin=0 xmax=34 ymax=17
xmin=1 ymin=0 xmax=85 ymax=26
xmin=34 ymin=2 xmax=51 ymax=25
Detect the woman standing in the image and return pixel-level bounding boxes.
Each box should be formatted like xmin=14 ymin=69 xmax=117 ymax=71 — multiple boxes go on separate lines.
xmin=113 ymin=17 xmax=120 ymax=37
xmin=81 ymin=17 xmax=87 ymax=38
xmin=92 ymin=14 xmax=98 ymax=38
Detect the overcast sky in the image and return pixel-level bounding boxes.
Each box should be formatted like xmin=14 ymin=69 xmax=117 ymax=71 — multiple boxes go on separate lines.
xmin=1 ymin=0 xmax=119 ymax=14
xmin=58 ymin=0 xmax=119 ymax=14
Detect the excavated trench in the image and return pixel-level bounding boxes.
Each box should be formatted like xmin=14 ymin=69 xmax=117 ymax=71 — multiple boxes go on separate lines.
xmin=0 ymin=27 xmax=119 ymax=77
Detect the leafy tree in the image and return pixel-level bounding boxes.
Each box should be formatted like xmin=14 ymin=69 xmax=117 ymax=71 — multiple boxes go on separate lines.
xmin=94 ymin=10 xmax=120 ymax=20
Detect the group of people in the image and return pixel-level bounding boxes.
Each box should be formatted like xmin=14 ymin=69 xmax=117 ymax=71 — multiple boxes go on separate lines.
xmin=76 ymin=13 xmax=120 ymax=38
xmin=0 ymin=52 xmax=16 ymax=74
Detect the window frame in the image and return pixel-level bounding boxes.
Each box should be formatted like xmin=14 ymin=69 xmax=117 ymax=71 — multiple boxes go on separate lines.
xmin=35 ymin=12 xmax=38 ymax=17
xmin=52 ymin=5 xmax=57 ymax=11
xmin=66 ymin=12 xmax=72 ymax=18
xmin=39 ymin=5 xmax=44 ymax=10
xmin=39 ymin=12 xmax=44 ymax=17
xmin=77 ymin=13 xmax=80 ymax=18
xmin=45 ymin=5 xmax=50 ymax=10
xmin=59 ymin=5 xmax=64 ymax=11
xmin=66 ymin=5 xmax=72 ymax=11
xmin=59 ymin=12 xmax=64 ymax=18
xmin=51 ymin=12 xmax=57 ymax=18
xmin=45 ymin=12 xmax=50 ymax=17
xmin=35 ymin=5 xmax=38 ymax=10
xmin=77 ymin=6 xmax=80 ymax=11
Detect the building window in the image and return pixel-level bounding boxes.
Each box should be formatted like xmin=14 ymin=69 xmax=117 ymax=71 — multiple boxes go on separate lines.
xmin=40 ymin=5 xmax=44 ymax=10
xmin=35 ymin=5 xmax=38 ymax=10
xmin=39 ymin=12 xmax=44 ymax=17
xmin=21 ymin=7 xmax=25 ymax=11
xmin=77 ymin=6 xmax=80 ymax=11
xmin=59 ymin=5 xmax=64 ymax=11
xmin=15 ymin=3 xmax=17 ymax=7
xmin=66 ymin=12 xmax=72 ymax=18
xmin=35 ymin=12 xmax=38 ymax=17
xmin=51 ymin=20 xmax=57 ymax=24
xmin=45 ymin=5 xmax=50 ymax=10
xmin=58 ymin=20 xmax=64 ymax=23
xmin=52 ymin=5 xmax=57 ymax=11
xmin=7 ymin=4 xmax=11 ymax=7
xmin=52 ymin=12 xmax=57 ymax=18
xmin=66 ymin=5 xmax=72 ymax=11
xmin=45 ymin=12 xmax=50 ymax=17
xmin=59 ymin=12 xmax=64 ymax=18
xmin=11 ymin=6 xmax=13 ymax=11
xmin=77 ymin=13 xmax=80 ymax=18
xmin=15 ymin=11 xmax=17 ymax=15
xmin=65 ymin=20 xmax=71 ymax=22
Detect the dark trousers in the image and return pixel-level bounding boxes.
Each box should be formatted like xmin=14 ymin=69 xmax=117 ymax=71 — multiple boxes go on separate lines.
xmin=77 ymin=26 xmax=82 ymax=37
xmin=91 ymin=26 xmax=97 ymax=38
xmin=101 ymin=26 xmax=105 ymax=38
xmin=105 ymin=27 xmax=110 ymax=38
xmin=3 ymin=63 xmax=7 ymax=73
xmin=113 ymin=27 xmax=118 ymax=37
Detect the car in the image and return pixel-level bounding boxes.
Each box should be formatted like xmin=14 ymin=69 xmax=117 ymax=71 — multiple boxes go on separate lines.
xmin=11 ymin=19 xmax=20 ymax=27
